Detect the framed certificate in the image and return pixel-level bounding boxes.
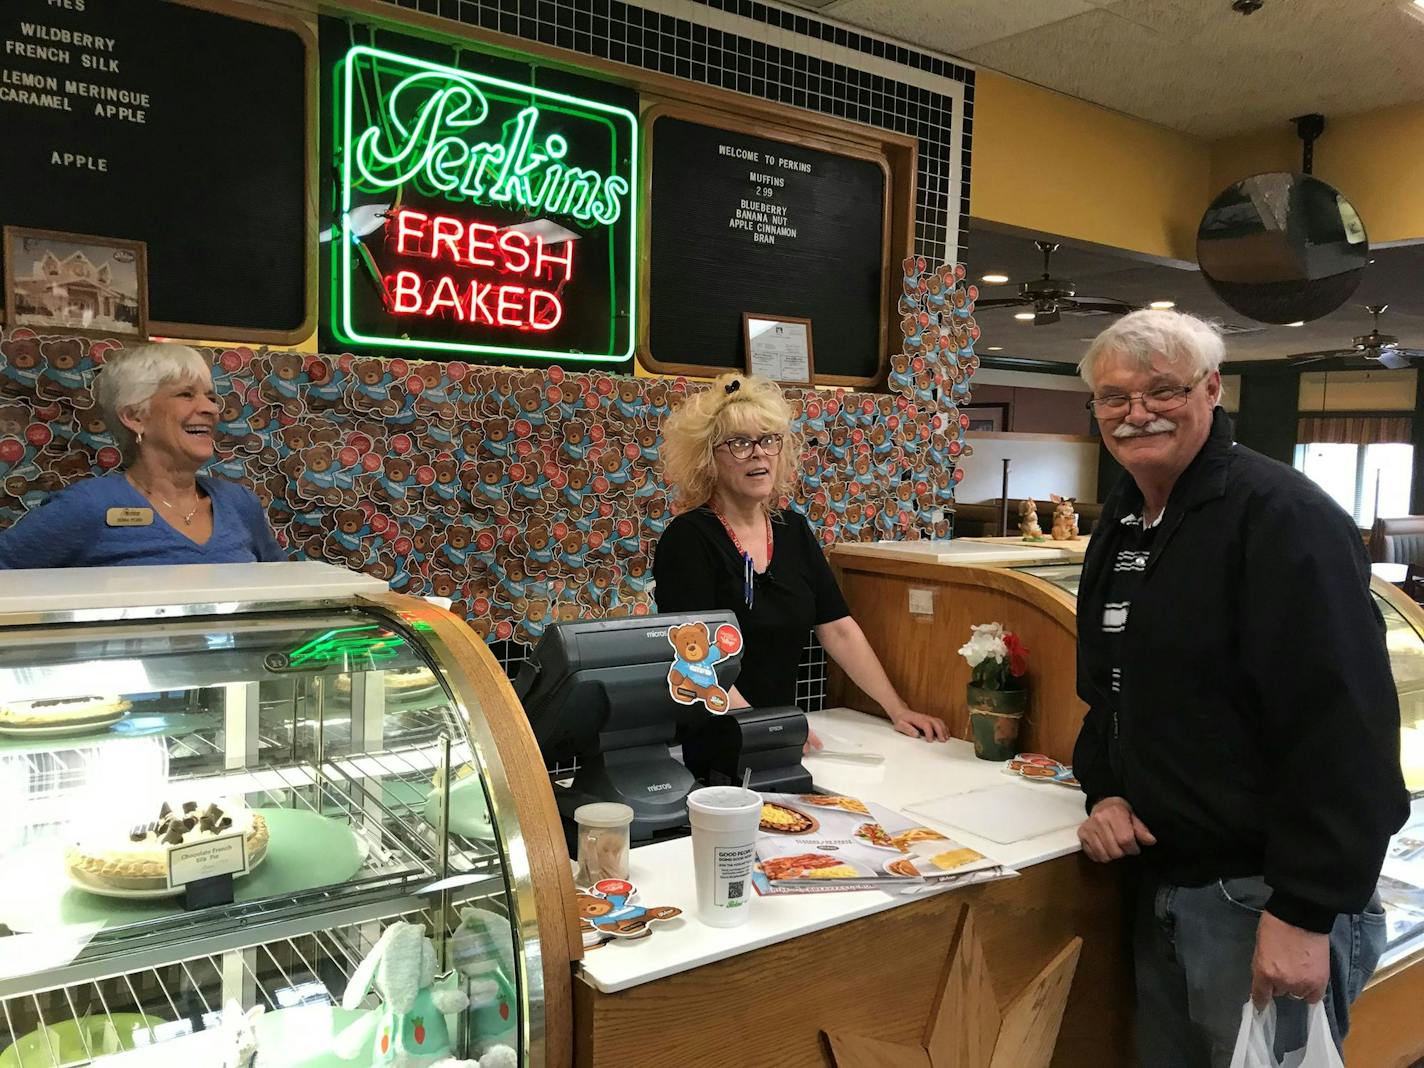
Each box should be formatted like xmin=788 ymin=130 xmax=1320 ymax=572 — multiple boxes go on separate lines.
xmin=743 ymin=313 xmax=815 ymax=387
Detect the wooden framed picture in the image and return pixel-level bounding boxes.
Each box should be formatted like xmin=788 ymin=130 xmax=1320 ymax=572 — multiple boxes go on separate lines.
xmin=962 ymin=403 xmax=1009 ymax=433
xmin=3 ymin=225 xmax=149 ymax=340
xmin=743 ymin=313 xmax=815 ymax=387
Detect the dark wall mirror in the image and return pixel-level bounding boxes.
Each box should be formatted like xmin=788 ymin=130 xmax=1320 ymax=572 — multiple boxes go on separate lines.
xmin=1196 ymin=172 xmax=1369 ymax=324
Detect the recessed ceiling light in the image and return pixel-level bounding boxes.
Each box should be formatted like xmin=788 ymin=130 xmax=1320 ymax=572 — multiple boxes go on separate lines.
xmin=981 ymin=273 xmax=1010 ymax=284
xmin=1286 ymin=321 xmax=1305 ymax=327
xmin=987 ymin=346 xmax=1003 ymax=351
xmin=1149 ymin=300 xmax=1176 ymax=310
xmin=1014 ymin=312 xmax=1036 ymax=321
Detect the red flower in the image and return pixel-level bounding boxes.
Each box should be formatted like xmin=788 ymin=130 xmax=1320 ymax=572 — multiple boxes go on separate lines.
xmin=1003 ymin=632 xmax=1030 ymax=678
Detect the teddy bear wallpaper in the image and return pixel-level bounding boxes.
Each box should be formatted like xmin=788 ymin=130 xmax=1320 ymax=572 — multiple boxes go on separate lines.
xmin=0 ymin=263 xmax=977 ymax=658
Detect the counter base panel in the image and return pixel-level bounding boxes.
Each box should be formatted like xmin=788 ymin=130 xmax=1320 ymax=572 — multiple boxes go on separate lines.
xmin=573 ymin=852 xmax=1131 ymax=1068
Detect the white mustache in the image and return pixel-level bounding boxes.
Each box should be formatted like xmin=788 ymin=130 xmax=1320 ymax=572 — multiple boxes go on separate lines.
xmin=1113 ymin=417 xmax=1177 ymax=439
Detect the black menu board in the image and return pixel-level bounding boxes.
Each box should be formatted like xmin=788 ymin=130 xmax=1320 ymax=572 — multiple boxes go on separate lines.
xmin=0 ymin=0 xmax=310 ymax=340
xmin=648 ymin=114 xmax=887 ymax=383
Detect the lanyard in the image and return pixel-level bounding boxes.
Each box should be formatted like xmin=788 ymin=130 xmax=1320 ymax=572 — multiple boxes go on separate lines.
xmin=712 ymin=510 xmax=773 ymax=609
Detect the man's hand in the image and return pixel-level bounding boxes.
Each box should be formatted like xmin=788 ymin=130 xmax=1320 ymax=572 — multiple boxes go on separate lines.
xmin=888 ymin=706 xmax=950 ymax=742
xmin=1077 ymin=797 xmax=1156 ymax=862
xmin=1251 ymin=910 xmax=1330 ymax=1007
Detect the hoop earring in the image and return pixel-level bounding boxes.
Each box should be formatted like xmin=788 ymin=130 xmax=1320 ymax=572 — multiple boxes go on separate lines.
xmin=135 ymin=432 xmax=143 ymax=446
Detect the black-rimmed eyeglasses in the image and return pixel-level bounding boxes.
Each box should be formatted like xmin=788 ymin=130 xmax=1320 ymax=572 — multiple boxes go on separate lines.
xmin=717 ymin=434 xmax=784 ymax=460
xmin=1085 ymin=376 xmax=1204 ymax=417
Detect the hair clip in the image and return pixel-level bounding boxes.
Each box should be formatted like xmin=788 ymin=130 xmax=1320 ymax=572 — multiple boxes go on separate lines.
xmin=724 ymin=380 xmax=741 ymax=396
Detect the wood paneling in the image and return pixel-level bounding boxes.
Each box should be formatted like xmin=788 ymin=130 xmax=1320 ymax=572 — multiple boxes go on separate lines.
xmin=1346 ymin=951 xmax=1424 ymax=1068
xmin=826 ymin=555 xmax=1085 ymax=765
xmin=574 ymin=853 xmax=1132 ymax=1068
xmin=367 ymin=594 xmax=581 ymax=1068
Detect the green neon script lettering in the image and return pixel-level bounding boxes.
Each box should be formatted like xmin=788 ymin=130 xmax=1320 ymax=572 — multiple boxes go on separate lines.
xmin=353 ymin=72 xmax=627 ymax=225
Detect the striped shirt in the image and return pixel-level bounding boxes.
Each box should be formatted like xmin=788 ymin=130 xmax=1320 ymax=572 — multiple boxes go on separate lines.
xmin=1102 ymin=509 xmax=1164 ymax=694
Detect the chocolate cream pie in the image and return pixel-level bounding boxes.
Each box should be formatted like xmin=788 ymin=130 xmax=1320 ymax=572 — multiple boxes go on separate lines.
xmin=66 ymin=799 xmax=269 ymax=893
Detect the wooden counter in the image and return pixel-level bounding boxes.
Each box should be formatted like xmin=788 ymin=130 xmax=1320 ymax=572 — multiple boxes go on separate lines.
xmin=575 ymin=852 xmax=1130 ymax=1068
xmin=826 ymin=548 xmax=1084 ymax=764
xmin=573 ymin=709 xmax=1132 ymax=1068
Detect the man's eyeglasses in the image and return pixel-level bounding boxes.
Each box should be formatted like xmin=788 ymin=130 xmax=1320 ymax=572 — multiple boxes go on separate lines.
xmin=717 ymin=434 xmax=784 ymax=460
xmin=1086 ymin=376 xmax=1204 ymax=417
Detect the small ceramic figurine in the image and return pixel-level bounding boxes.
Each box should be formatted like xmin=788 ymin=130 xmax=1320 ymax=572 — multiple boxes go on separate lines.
xmin=1018 ymin=499 xmax=1044 ymax=541
xmin=337 ymin=921 xmax=516 ymax=1068
xmin=1049 ymin=495 xmax=1079 ymax=541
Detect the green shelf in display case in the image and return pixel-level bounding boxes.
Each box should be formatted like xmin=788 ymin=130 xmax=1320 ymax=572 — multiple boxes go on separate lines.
xmin=0 ymin=808 xmax=367 ymax=934
xmin=0 ymin=712 xmax=220 ymax=756
xmin=0 ymin=1013 xmax=165 ymax=1067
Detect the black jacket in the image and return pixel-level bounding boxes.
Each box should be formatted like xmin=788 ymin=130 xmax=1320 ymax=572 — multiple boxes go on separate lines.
xmin=1074 ymin=408 xmax=1409 ymax=932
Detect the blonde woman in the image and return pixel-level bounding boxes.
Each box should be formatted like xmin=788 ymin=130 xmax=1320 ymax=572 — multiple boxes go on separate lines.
xmin=654 ymin=373 xmax=946 ymax=742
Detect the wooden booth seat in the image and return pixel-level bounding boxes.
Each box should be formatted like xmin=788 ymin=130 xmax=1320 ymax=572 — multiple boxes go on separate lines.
xmin=1370 ymin=516 xmax=1424 ymax=566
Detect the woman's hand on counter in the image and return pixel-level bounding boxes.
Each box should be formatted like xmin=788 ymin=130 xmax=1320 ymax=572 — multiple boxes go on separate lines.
xmin=803 ymin=729 xmax=823 ymax=755
xmin=1078 ymin=796 xmax=1156 ymax=862
xmin=887 ymin=706 xmax=949 ymax=742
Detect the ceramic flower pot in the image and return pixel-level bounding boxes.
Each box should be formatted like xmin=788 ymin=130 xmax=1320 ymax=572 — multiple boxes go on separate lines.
xmin=967 ymin=683 xmax=1028 ymax=761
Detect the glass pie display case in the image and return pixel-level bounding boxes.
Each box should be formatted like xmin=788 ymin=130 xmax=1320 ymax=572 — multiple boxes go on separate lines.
xmin=0 ymin=562 xmax=578 ymax=1068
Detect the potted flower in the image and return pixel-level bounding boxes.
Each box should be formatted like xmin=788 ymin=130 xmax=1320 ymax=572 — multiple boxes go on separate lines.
xmin=958 ymin=622 xmax=1030 ymax=761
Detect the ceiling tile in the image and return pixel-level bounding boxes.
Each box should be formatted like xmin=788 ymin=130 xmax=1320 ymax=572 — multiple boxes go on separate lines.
xmin=825 ymin=0 xmax=1098 ymax=57
xmin=825 ymin=0 xmax=1424 ymax=138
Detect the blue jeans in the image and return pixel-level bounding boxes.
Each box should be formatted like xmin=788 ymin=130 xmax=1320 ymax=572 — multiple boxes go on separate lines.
xmin=1134 ymin=874 xmax=1387 ymax=1068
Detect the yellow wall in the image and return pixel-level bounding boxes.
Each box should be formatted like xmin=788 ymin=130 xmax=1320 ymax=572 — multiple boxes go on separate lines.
xmin=970 ymin=71 xmax=1212 ymax=262
xmin=1210 ymin=102 xmax=1424 ymax=244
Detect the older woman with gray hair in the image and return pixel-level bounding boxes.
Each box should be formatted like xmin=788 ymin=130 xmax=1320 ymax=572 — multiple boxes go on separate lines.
xmin=0 ymin=342 xmax=281 ymax=569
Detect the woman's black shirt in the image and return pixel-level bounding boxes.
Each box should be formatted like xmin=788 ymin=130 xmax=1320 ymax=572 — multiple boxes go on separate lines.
xmin=652 ymin=507 xmax=849 ymax=709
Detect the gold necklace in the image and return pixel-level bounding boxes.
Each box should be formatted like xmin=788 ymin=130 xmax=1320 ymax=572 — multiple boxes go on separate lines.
xmin=128 ymin=474 xmax=200 ymax=526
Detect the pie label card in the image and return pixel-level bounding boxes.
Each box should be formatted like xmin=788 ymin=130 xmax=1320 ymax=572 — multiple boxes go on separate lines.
xmin=106 ymin=507 xmax=154 ymax=527
xmin=166 ymin=831 xmax=248 ymax=889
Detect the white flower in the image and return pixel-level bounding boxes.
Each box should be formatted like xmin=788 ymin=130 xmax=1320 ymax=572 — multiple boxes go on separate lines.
xmin=958 ymin=622 xmax=1008 ymax=668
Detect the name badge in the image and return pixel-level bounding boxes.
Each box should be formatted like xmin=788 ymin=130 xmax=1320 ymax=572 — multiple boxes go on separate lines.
xmin=106 ymin=507 xmax=154 ymax=527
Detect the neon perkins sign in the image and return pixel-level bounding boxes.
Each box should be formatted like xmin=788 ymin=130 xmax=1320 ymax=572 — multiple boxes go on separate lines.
xmin=333 ymin=44 xmax=638 ymax=363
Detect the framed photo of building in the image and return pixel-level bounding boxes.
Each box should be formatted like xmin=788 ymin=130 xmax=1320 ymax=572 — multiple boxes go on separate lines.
xmin=743 ymin=313 xmax=815 ymax=386
xmin=962 ymin=403 xmax=1009 ymax=433
xmin=3 ymin=226 xmax=149 ymax=339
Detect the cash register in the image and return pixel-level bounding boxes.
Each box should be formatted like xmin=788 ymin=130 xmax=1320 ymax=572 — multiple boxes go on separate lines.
xmin=514 ymin=613 xmax=811 ymax=842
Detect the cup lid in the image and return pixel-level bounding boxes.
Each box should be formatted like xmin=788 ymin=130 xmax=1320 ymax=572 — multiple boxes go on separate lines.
xmin=574 ymin=802 xmax=635 ymax=828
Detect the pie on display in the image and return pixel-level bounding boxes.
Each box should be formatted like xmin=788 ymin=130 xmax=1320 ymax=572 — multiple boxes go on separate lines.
xmin=0 ymin=695 xmax=132 ymax=737
xmin=66 ymin=799 xmax=269 ymax=896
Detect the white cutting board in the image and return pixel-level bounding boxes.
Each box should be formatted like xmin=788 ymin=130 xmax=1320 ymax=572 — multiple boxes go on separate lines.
xmin=906 ymin=783 xmax=1085 ymax=845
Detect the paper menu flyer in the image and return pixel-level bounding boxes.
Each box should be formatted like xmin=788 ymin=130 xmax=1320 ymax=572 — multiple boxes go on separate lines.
xmin=754 ymin=793 xmax=1001 ymax=885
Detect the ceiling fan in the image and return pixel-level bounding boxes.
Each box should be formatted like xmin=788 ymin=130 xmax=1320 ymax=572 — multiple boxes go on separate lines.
xmin=974 ymin=240 xmax=1138 ymax=326
xmin=1286 ymin=305 xmax=1424 ymax=370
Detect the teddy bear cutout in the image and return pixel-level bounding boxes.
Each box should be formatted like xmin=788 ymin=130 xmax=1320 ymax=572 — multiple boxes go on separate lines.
xmin=1049 ymin=494 xmax=1080 ymax=541
xmin=666 ymin=621 xmax=731 ymax=712
xmin=576 ymin=880 xmax=682 ymax=947
xmin=1018 ymin=499 xmax=1044 ymax=541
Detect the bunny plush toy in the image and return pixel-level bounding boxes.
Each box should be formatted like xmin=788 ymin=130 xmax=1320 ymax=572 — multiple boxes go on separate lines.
xmin=337 ymin=921 xmax=516 ymax=1068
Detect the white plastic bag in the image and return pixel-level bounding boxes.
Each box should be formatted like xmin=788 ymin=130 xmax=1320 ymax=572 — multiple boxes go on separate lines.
xmin=1228 ymin=1000 xmax=1344 ymax=1068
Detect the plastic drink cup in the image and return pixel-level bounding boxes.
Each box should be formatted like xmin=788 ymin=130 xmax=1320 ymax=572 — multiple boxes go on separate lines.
xmin=686 ymin=785 xmax=762 ymax=927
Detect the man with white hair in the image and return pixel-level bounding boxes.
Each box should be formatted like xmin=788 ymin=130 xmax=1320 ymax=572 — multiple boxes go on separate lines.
xmin=1072 ymin=309 xmax=1407 ymax=1065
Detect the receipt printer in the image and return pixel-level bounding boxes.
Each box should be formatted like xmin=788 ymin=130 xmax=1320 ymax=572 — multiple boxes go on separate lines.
xmin=681 ymin=706 xmax=813 ymax=793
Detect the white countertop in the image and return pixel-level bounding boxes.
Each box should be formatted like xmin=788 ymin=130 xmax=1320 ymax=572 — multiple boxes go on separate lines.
xmin=832 ymin=539 xmax=1078 ymax=566
xmin=0 ymin=562 xmax=387 ymax=615
xmin=577 ymin=706 xmax=1084 ymax=994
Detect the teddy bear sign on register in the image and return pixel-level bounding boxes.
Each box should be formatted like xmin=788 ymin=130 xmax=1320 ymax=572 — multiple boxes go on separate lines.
xmin=665 ymin=620 xmax=743 ymax=712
